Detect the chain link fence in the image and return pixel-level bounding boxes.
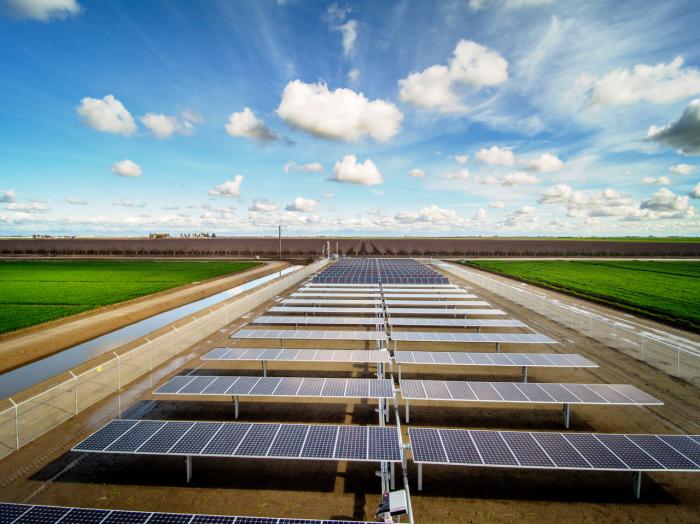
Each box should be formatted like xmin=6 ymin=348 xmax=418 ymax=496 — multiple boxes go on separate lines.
xmin=435 ymin=261 xmax=700 ymax=388
xmin=0 ymin=259 xmax=329 ymax=460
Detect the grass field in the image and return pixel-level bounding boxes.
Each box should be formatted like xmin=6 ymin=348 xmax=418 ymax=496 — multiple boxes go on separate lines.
xmin=0 ymin=260 xmax=259 ymax=334
xmin=461 ymin=260 xmax=700 ymax=330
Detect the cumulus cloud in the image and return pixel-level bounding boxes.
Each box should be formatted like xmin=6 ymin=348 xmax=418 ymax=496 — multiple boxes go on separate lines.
xmin=140 ymin=111 xmax=201 ymax=139
xmin=249 ymin=199 xmax=278 ymax=213
xmin=587 ymin=57 xmax=700 ymax=106
xmin=225 ymin=107 xmax=279 ymax=142
xmin=284 ymin=161 xmax=324 ymax=173
xmin=503 ymin=172 xmax=539 ymax=186
xmin=669 ymin=163 xmax=695 ymax=175
xmin=5 ymin=200 xmax=48 ymax=212
xmin=398 ymin=39 xmax=508 ymax=113
xmin=408 ymin=168 xmax=426 ymax=178
xmin=473 ymin=208 xmax=487 ymax=221
xmin=521 ymin=152 xmax=564 ymax=172
xmin=277 ymin=80 xmax=402 ymax=142
xmin=489 ymin=200 xmax=504 ymax=208
xmin=642 ymin=176 xmax=671 ymax=185
xmin=453 ymin=154 xmax=469 ymax=164
xmin=4 ymin=0 xmax=80 ymax=21
xmin=112 ymin=198 xmax=145 ymax=208
xmin=640 ymin=188 xmax=693 ymax=218
xmin=442 ymin=169 xmax=470 ymax=180
xmin=395 ymin=204 xmax=470 ymax=227
xmin=285 ymin=197 xmax=318 ymax=212
xmin=331 ymin=155 xmax=383 ymax=185
xmin=500 ymin=205 xmax=538 ymax=228
xmin=66 ymin=197 xmax=87 ymax=205
xmin=475 ymin=146 xmax=515 ymax=166
xmin=691 ymin=182 xmax=700 ymax=199
xmin=77 ymin=95 xmax=137 ymax=136
xmin=646 ymin=99 xmax=700 ymax=155
xmin=208 ymin=175 xmax=244 ymax=198
xmin=110 ymin=159 xmax=142 ymax=177
xmin=1 ymin=190 xmax=17 ymax=203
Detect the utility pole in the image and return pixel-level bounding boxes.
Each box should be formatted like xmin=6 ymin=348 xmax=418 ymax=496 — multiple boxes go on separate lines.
xmin=278 ymin=225 xmax=282 ymax=260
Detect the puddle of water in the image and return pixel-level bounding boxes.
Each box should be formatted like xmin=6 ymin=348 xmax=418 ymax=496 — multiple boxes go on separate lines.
xmin=0 ymin=266 xmax=302 ymax=399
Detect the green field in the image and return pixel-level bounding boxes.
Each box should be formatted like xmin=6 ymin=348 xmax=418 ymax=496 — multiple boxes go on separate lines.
xmin=0 ymin=260 xmax=259 ymax=334
xmin=461 ymin=260 xmax=700 ymax=330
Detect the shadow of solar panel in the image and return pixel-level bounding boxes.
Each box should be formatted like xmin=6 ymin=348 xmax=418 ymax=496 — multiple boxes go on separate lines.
xmin=368 ymin=427 xmax=401 ymax=461
xmin=533 ymin=433 xmax=590 ymax=468
xmin=73 ymin=419 xmax=137 ymax=451
xmin=136 ymin=421 xmax=193 ymax=453
xmin=501 ymin=432 xmax=554 ymax=467
xmin=106 ymin=421 xmax=166 ymax=452
xmin=408 ymin=428 xmax=447 ymax=463
xmin=235 ymin=424 xmax=279 ymax=457
xmin=202 ymin=424 xmax=251 ymax=455
xmin=440 ymin=429 xmax=482 ymax=464
xmin=559 ymin=433 xmax=626 ymax=469
xmin=627 ymin=435 xmax=697 ymax=469
xmin=301 ymin=425 xmax=337 ymax=458
xmin=102 ymin=510 xmax=151 ymax=523
xmin=470 ymin=430 xmax=518 ymax=466
xmin=14 ymin=506 xmax=71 ymax=523
xmin=267 ymin=424 xmax=308 ymax=458
xmin=170 ymin=422 xmax=222 ymax=454
xmin=335 ymin=426 xmax=366 ymax=460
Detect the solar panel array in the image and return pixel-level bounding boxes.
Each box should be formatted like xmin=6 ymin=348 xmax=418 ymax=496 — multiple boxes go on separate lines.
xmin=390 ymin=332 xmax=556 ymax=344
xmin=400 ymin=380 xmax=662 ymax=405
xmin=282 ymin=299 xmax=383 ymax=305
xmin=409 ymin=428 xmax=700 ymax=472
xmin=156 ymin=376 xmax=394 ymax=399
xmin=202 ymin=348 xmax=391 ymax=363
xmin=381 ymin=293 xmax=476 ymax=299
xmin=394 ymin=351 xmax=597 ymax=368
xmin=384 ymin=300 xmax=490 ymax=307
xmin=232 ymin=329 xmax=387 ymax=342
xmin=389 ymin=318 xmax=526 ymax=328
xmin=253 ymin=316 xmax=383 ymax=326
xmin=291 ymin=292 xmax=382 ymax=298
xmin=386 ymin=308 xmax=506 ymax=316
xmin=73 ymin=419 xmax=402 ymax=463
xmin=269 ymin=306 xmax=384 ymax=315
xmin=0 ymin=503 xmax=375 ymax=524
xmin=311 ymin=258 xmax=450 ymax=284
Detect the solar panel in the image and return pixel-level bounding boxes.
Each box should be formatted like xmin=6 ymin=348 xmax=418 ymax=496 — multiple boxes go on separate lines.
xmin=390 ymin=332 xmax=557 ymax=344
xmin=386 ymin=308 xmax=506 ymax=316
xmin=389 ymin=318 xmax=527 ymax=328
xmin=73 ymin=420 xmax=402 ymax=463
xmin=382 ymin=293 xmax=476 ymax=299
xmin=268 ymin=306 xmax=383 ymax=315
xmin=155 ymin=376 xmax=394 ymax=399
xmin=384 ymin=300 xmax=490 ymax=307
xmin=0 ymin=503 xmax=375 ymax=524
xmin=253 ymin=316 xmax=383 ymax=326
xmin=409 ymin=428 xmax=700 ymax=471
xmin=232 ymin=329 xmax=387 ymax=342
xmin=202 ymin=348 xmax=391 ymax=363
xmin=399 ymin=380 xmax=661 ymax=405
xmin=291 ymin=292 xmax=382 ymax=298
xmin=282 ymin=299 xmax=383 ymax=305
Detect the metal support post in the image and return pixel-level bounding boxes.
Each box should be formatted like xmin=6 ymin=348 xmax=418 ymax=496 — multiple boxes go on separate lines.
xmin=390 ymin=462 xmax=395 ymax=490
xmin=417 ymin=463 xmax=423 ymax=491
xmin=186 ymin=455 xmax=192 ymax=483
xmin=234 ymin=396 xmax=240 ymax=419
xmin=563 ymin=403 xmax=570 ymax=429
xmin=496 ymin=343 xmax=501 ymax=353
xmin=9 ymin=398 xmax=19 ymax=450
xmin=522 ymin=366 xmax=528 ymax=383
xmin=398 ymin=364 xmax=402 ymax=383
xmin=476 ymin=326 xmax=481 ymax=334
xmin=633 ymin=471 xmax=642 ymax=499
xmin=405 ymin=400 xmax=410 ymax=424
xmin=69 ymin=371 xmax=79 ymax=415
xmin=262 ymin=361 xmax=268 ymax=377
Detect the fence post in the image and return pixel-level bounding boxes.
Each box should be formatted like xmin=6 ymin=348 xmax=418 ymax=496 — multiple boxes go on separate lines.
xmin=146 ymin=337 xmax=152 ymax=370
xmin=113 ymin=352 xmax=121 ymax=391
xmin=9 ymin=398 xmax=19 ymax=450
xmin=69 ymin=371 xmax=78 ymax=415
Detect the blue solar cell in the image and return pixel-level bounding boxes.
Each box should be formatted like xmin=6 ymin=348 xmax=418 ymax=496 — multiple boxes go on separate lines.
xmin=107 ymin=421 xmax=166 ymax=452
xmin=101 ymin=510 xmax=151 ymax=523
xmin=368 ymin=427 xmax=401 ymax=462
xmin=563 ymin=434 xmax=626 ymax=469
xmin=301 ymin=426 xmax=337 ymax=459
xmin=408 ymin=428 xmax=447 ymax=463
xmin=73 ymin=419 xmax=137 ymax=451
xmin=595 ymin=435 xmax=663 ymax=470
xmin=469 ymin=431 xmax=518 ymax=466
xmin=267 ymin=424 xmax=308 ymax=458
xmin=63 ymin=508 xmax=111 ymax=523
xmin=500 ymin=432 xmax=553 ymax=468
xmin=533 ymin=433 xmax=590 ymax=468
xmin=202 ymin=424 xmax=251 ymax=456
xmin=440 ymin=429 xmax=482 ymax=464
xmin=136 ymin=421 xmax=194 ymax=454
xmin=169 ymin=422 xmax=222 ymax=455
xmin=627 ymin=435 xmax=697 ymax=469
xmin=0 ymin=504 xmax=32 ymax=522
xmin=334 ymin=426 xmax=366 ymax=460
xmin=234 ymin=424 xmax=279 ymax=457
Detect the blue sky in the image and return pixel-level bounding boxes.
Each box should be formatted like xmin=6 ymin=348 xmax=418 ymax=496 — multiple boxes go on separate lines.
xmin=1 ymin=0 xmax=699 ymax=237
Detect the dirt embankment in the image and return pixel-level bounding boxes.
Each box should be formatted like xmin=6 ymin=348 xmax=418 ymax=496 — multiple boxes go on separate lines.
xmin=0 ymin=261 xmax=287 ymax=374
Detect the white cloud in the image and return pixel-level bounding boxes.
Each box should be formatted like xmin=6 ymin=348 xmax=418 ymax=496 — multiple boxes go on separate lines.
xmin=77 ymin=95 xmax=136 ymax=136
xmin=225 ymin=107 xmax=279 ymax=142
xmin=208 ymin=175 xmax=244 ymax=198
xmin=474 ymin=208 xmax=487 ymax=221
xmin=538 ymin=183 xmax=573 ymax=204
xmin=277 ymin=80 xmax=402 ymax=142
xmin=285 ymin=197 xmax=318 ymax=212
xmin=489 ymin=200 xmax=504 ymax=208
xmin=475 ymin=146 xmax=515 ymax=166
xmin=331 ymin=155 xmax=383 ymax=185
xmin=500 ymin=205 xmax=538 ymax=228
xmin=0 ymin=190 xmax=17 ymax=203
xmin=646 ymin=99 xmax=700 ymax=155
xmin=691 ymin=182 xmax=700 ymax=199
xmin=249 ymin=199 xmax=278 ymax=213
xmin=140 ymin=111 xmax=200 ymax=139
xmin=453 ymin=154 xmax=469 ymax=164
xmin=284 ymin=161 xmax=324 ymax=173
xmin=669 ymin=163 xmax=696 ymax=175
xmin=408 ymin=168 xmax=426 ymax=178
xmin=66 ymin=197 xmax=87 ymax=205
xmin=474 ymin=174 xmax=499 ymax=185
xmin=348 ymin=68 xmax=360 ymax=82
xmin=398 ymin=39 xmax=508 ymax=113
xmin=640 ymin=188 xmax=693 ymax=216
xmin=442 ymin=169 xmax=470 ymax=180
xmin=395 ymin=204 xmax=470 ymax=227
xmin=470 ymin=0 xmax=555 ymax=10
xmin=340 ymin=19 xmax=357 ymax=56
xmin=323 ymin=193 xmax=335 ymax=198
xmin=503 ymin=172 xmax=539 ymax=186
xmin=110 ymin=159 xmax=142 ymax=177
xmin=641 ymin=176 xmax=671 ymax=185
xmin=587 ymin=57 xmax=700 ymax=106
xmin=5 ymin=201 xmax=48 ymax=212
xmin=5 ymin=0 xmax=80 ymax=21
xmin=113 ymin=198 xmax=145 ymax=208
xmin=521 ymin=152 xmax=564 ymax=172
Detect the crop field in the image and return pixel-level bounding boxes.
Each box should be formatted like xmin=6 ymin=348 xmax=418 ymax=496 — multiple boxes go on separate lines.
xmin=461 ymin=260 xmax=700 ymax=330
xmin=0 ymin=260 xmax=258 ymax=334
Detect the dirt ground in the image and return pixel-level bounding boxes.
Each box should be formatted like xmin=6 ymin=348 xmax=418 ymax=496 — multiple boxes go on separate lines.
xmin=0 ymin=261 xmax=286 ymax=374
xmin=0 ymin=263 xmax=699 ymax=522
